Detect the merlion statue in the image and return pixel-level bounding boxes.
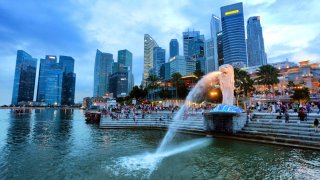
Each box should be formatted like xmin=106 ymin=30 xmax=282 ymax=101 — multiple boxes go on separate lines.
xmin=218 ymin=64 xmax=235 ymax=106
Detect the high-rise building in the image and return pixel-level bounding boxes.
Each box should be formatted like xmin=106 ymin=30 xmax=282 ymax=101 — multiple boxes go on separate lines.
xmin=93 ymin=49 xmax=113 ymax=97
xmin=217 ymin=31 xmax=224 ymax=66
xmin=169 ymin=39 xmax=179 ymax=58
xmin=220 ymin=2 xmax=247 ymax=68
xmin=118 ymin=49 xmax=134 ymax=94
xmin=45 ymin=63 xmax=64 ymax=105
xmin=160 ymin=62 xmax=171 ymax=80
xmin=208 ymin=14 xmax=221 ymax=71
xmin=204 ymin=39 xmax=214 ymax=73
xmin=37 ymin=55 xmax=58 ymax=102
xmin=109 ymin=71 xmax=128 ymax=98
xmin=153 ymin=47 xmax=166 ymax=77
xmin=183 ymin=30 xmax=205 ymax=74
xmin=60 ymin=56 xmax=76 ymax=105
xmin=170 ymin=56 xmax=187 ymax=76
xmin=143 ymin=34 xmax=158 ymax=86
xmin=247 ymin=16 xmax=267 ymax=67
xmin=11 ymin=50 xmax=37 ymax=105
xmin=37 ymin=55 xmax=76 ymax=105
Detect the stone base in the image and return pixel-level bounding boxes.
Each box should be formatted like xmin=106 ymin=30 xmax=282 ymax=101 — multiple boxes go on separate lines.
xmin=204 ymin=112 xmax=246 ymax=134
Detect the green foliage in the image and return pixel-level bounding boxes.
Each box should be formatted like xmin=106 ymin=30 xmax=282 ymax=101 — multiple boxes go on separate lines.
xmin=234 ymin=68 xmax=255 ymax=97
xmin=256 ymin=64 xmax=280 ymax=86
xmin=291 ymin=87 xmax=310 ymax=103
xmin=171 ymin=72 xmax=183 ymax=98
xmin=129 ymin=85 xmax=148 ymax=102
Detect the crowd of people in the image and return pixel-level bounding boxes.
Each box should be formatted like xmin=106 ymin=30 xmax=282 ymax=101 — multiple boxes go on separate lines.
xmin=246 ymin=101 xmax=320 ymax=132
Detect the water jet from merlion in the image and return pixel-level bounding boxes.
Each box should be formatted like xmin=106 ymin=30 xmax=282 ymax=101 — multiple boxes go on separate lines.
xmin=108 ymin=64 xmax=243 ymax=177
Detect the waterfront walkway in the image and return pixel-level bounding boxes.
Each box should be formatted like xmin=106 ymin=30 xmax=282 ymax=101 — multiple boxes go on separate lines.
xmin=100 ymin=112 xmax=320 ymax=150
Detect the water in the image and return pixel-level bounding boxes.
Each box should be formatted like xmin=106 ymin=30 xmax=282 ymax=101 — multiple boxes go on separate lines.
xmin=157 ymin=71 xmax=220 ymax=153
xmin=0 ymin=109 xmax=319 ymax=179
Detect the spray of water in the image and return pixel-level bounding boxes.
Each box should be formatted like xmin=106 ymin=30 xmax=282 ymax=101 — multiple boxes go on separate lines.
xmin=106 ymin=71 xmax=220 ymax=177
xmin=156 ymin=71 xmax=220 ymax=153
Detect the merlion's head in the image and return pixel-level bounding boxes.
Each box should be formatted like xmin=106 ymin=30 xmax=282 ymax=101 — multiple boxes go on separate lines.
xmin=219 ymin=64 xmax=234 ymax=77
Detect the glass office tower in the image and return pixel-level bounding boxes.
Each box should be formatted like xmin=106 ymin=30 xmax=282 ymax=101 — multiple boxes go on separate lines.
xmin=247 ymin=16 xmax=267 ymax=67
xmin=93 ymin=49 xmax=114 ymax=97
xmin=153 ymin=47 xmax=166 ymax=77
xmin=220 ymin=2 xmax=247 ymax=68
xmin=169 ymin=39 xmax=179 ymax=58
xmin=11 ymin=50 xmax=37 ymax=105
xmin=143 ymin=34 xmax=159 ymax=86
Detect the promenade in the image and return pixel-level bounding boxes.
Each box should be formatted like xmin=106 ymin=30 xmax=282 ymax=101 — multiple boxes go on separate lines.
xmin=100 ymin=111 xmax=320 ymax=150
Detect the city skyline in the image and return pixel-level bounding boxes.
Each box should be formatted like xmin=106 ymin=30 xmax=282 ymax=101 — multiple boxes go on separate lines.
xmin=1 ymin=0 xmax=320 ymax=105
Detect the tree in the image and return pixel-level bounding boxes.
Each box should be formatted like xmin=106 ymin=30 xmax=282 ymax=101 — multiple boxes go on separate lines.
xmin=291 ymin=87 xmax=310 ymax=103
xmin=171 ymin=72 xmax=182 ymax=99
xmin=129 ymin=85 xmax=148 ymax=102
xmin=146 ymin=74 xmax=160 ymax=100
xmin=234 ymin=68 xmax=255 ymax=106
xmin=256 ymin=64 xmax=280 ymax=96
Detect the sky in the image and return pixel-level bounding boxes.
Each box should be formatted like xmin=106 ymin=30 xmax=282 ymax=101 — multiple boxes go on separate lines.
xmin=1 ymin=0 xmax=320 ymax=105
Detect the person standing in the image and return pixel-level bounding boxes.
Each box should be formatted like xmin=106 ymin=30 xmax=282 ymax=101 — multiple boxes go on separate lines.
xmin=285 ymin=111 xmax=289 ymax=123
xmin=317 ymin=103 xmax=320 ymax=114
xmin=298 ymin=108 xmax=306 ymax=121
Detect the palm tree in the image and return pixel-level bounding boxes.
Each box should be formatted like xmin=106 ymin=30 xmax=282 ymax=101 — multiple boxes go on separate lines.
xmin=171 ymin=72 xmax=182 ymax=99
xmin=256 ymin=64 xmax=280 ymax=97
xmin=234 ymin=68 xmax=255 ymax=106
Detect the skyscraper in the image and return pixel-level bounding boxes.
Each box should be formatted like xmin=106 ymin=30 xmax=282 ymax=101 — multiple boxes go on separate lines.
xmin=209 ymin=14 xmax=221 ymax=71
xmin=93 ymin=49 xmax=114 ymax=97
xmin=143 ymin=34 xmax=158 ymax=86
xmin=247 ymin=16 xmax=267 ymax=67
xmin=217 ymin=31 xmax=224 ymax=66
xmin=204 ymin=39 xmax=214 ymax=73
xmin=169 ymin=39 xmax=179 ymax=58
xmin=220 ymin=2 xmax=247 ymax=68
xmin=11 ymin=50 xmax=37 ymax=105
xmin=109 ymin=71 xmax=128 ymax=98
xmin=183 ymin=30 xmax=205 ymax=74
xmin=153 ymin=47 xmax=166 ymax=77
xmin=37 ymin=55 xmax=76 ymax=105
xmin=170 ymin=56 xmax=187 ymax=76
xmin=60 ymin=56 xmax=76 ymax=105
xmin=37 ymin=55 xmax=58 ymax=102
xmin=118 ymin=49 xmax=134 ymax=93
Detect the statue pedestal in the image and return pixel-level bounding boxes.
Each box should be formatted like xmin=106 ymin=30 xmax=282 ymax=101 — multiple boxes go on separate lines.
xmin=204 ymin=112 xmax=246 ymax=134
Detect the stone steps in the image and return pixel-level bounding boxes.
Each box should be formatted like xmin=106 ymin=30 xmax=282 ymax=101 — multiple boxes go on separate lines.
xmin=235 ymin=133 xmax=320 ymax=148
xmin=238 ymin=113 xmax=320 ymax=149
xmin=99 ymin=115 xmax=205 ymax=132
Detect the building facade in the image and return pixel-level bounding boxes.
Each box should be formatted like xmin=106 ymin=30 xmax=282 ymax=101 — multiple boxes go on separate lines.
xmin=11 ymin=50 xmax=37 ymax=105
xmin=153 ymin=47 xmax=166 ymax=77
xmin=118 ymin=49 xmax=133 ymax=94
xmin=204 ymin=38 xmax=214 ymax=73
xmin=217 ymin=31 xmax=224 ymax=67
xmin=210 ymin=14 xmax=221 ymax=71
xmin=247 ymin=16 xmax=267 ymax=67
xmin=93 ymin=49 xmax=114 ymax=97
xmin=143 ymin=34 xmax=159 ymax=86
xmin=170 ymin=56 xmax=187 ymax=76
xmin=183 ymin=30 xmax=205 ymax=74
xmin=160 ymin=62 xmax=171 ymax=81
xmin=37 ymin=55 xmax=76 ymax=105
xmin=169 ymin=39 xmax=179 ymax=58
xmin=220 ymin=2 xmax=247 ymax=68
xmin=109 ymin=71 xmax=128 ymax=98
xmin=60 ymin=56 xmax=76 ymax=105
